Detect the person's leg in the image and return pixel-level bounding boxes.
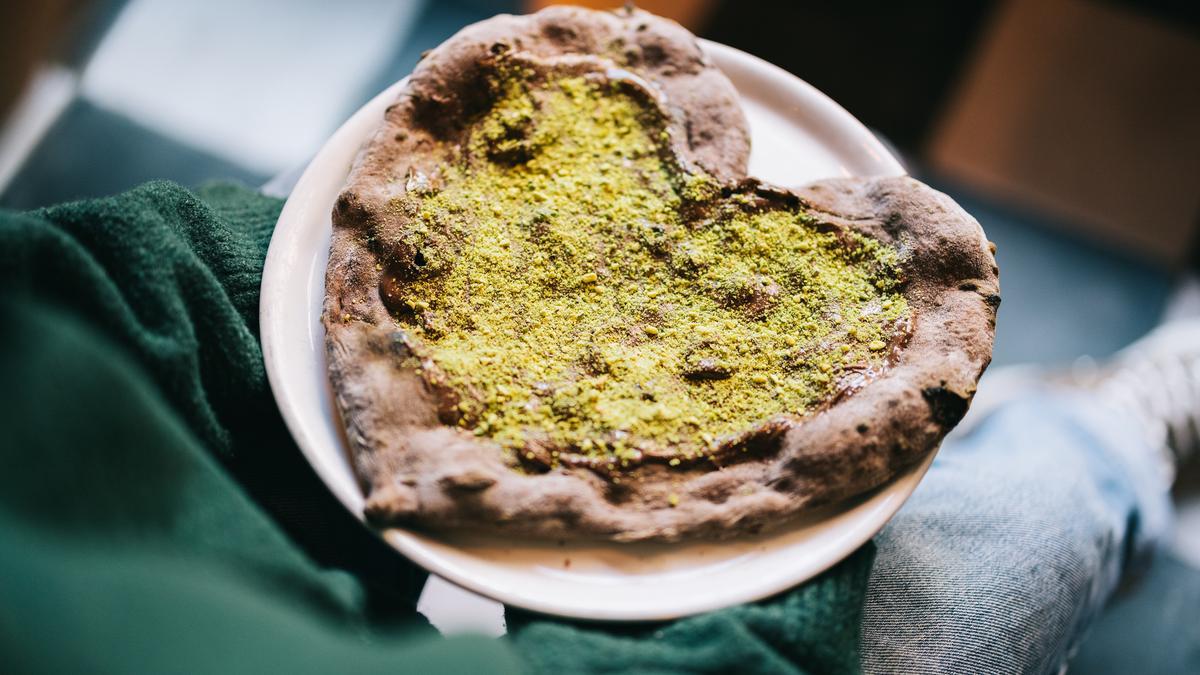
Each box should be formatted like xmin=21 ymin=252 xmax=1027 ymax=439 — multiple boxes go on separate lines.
xmin=862 ymin=392 xmax=1172 ymax=673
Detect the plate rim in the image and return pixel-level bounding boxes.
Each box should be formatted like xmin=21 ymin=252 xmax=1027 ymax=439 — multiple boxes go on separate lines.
xmin=261 ymin=37 xmax=922 ymax=621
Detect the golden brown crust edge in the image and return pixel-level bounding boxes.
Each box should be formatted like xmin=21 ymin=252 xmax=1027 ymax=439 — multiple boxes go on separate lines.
xmin=323 ymin=7 xmax=998 ymax=542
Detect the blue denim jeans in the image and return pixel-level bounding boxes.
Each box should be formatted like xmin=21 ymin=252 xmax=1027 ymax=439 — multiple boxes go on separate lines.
xmin=861 ymin=393 xmax=1173 ymax=673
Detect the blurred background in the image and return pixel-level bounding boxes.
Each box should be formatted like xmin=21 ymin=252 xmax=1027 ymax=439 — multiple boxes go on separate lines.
xmin=1 ymin=0 xmax=1196 ymax=671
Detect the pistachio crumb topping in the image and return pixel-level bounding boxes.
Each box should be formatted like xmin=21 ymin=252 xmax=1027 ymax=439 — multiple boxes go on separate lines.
xmin=384 ymin=67 xmax=908 ymax=463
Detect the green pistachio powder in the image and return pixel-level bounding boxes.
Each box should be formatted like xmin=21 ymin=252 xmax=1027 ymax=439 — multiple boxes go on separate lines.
xmin=385 ymin=71 xmax=908 ymax=464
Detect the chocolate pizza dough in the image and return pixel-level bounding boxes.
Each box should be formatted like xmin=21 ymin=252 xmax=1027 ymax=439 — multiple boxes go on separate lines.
xmin=324 ymin=6 xmax=998 ymax=542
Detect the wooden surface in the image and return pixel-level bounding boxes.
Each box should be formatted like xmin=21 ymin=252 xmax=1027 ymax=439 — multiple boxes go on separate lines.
xmin=928 ymin=0 xmax=1200 ymax=265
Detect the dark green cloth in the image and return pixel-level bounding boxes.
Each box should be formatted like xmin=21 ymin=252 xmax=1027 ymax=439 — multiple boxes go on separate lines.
xmin=0 ymin=181 xmax=872 ymax=674
xmin=509 ymin=549 xmax=872 ymax=675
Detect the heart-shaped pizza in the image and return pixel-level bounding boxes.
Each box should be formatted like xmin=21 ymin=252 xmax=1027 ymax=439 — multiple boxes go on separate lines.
xmin=324 ymin=6 xmax=998 ymax=541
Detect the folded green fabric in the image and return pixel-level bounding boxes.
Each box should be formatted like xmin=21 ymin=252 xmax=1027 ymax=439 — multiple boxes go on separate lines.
xmin=0 ymin=181 xmax=871 ymax=674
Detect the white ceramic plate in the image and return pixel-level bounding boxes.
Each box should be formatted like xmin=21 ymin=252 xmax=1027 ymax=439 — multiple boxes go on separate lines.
xmin=261 ymin=40 xmax=919 ymax=621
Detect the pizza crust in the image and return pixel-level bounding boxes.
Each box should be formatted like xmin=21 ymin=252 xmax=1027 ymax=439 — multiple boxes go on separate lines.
xmin=324 ymin=6 xmax=998 ymax=542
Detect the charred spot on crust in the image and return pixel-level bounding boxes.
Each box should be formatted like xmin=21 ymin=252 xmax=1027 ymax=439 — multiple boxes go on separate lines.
xmin=922 ymin=386 xmax=970 ymax=428
xmin=333 ymin=190 xmax=370 ymax=229
xmin=542 ymin=22 xmax=579 ymax=43
xmin=883 ymin=212 xmax=903 ymax=235
xmin=641 ymin=43 xmax=668 ymax=67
